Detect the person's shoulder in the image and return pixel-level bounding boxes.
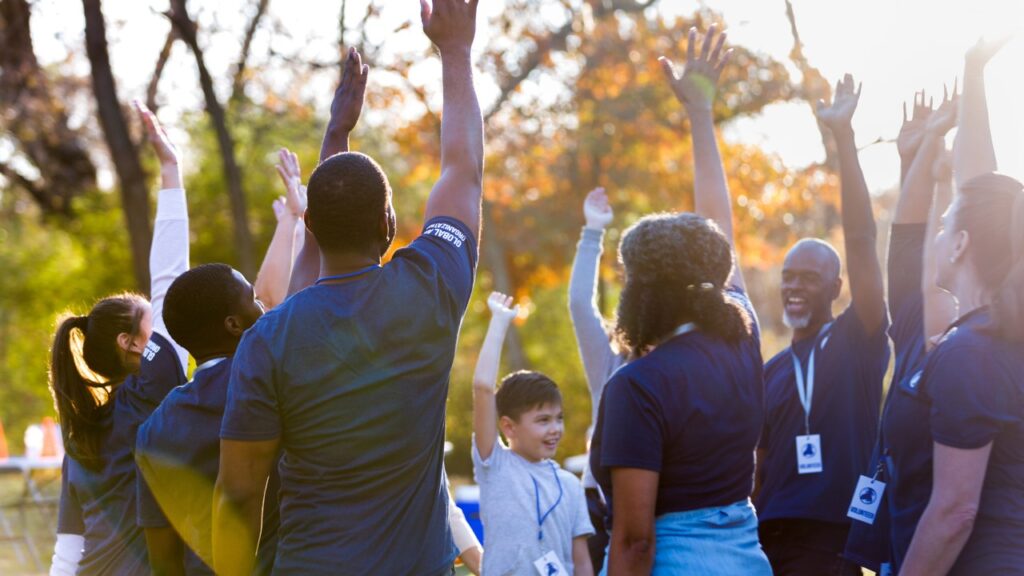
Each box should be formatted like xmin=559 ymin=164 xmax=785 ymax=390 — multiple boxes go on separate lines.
xmin=764 ymin=346 xmax=791 ymax=371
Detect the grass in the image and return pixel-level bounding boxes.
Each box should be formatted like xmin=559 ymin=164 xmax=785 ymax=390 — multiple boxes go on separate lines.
xmin=0 ymin=472 xmax=60 ymax=576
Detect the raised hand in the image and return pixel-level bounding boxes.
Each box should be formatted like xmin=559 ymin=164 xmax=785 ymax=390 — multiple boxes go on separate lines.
xmin=965 ymin=35 xmax=1013 ymax=72
xmin=816 ymin=74 xmax=862 ymax=133
xmin=659 ymin=25 xmax=731 ymax=113
xmin=275 ymin=148 xmax=306 ymax=219
xmin=486 ymin=292 xmax=519 ymax=325
xmin=583 ymin=187 xmax=613 ymax=230
xmin=897 ymin=91 xmax=934 ymax=163
xmin=925 ymin=83 xmax=959 ymax=137
xmin=328 ymin=48 xmax=369 ymax=137
xmin=420 ymin=0 xmax=479 ymax=54
xmin=134 ymin=100 xmax=179 ymax=168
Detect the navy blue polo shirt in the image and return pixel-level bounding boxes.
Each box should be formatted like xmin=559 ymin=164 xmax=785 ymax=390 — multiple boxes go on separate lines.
xmin=220 ymin=217 xmax=477 ymax=575
xmin=136 ymin=357 xmax=279 ymax=575
xmin=591 ymin=288 xmax=764 ymax=522
xmin=845 ymin=223 xmax=927 ymax=571
xmin=58 ymin=331 xmax=186 ymax=575
xmin=757 ymin=303 xmax=890 ymax=525
xmin=886 ymin=309 xmax=1024 ymax=574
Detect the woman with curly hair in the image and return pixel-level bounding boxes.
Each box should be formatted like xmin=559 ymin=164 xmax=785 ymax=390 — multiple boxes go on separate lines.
xmin=588 ymin=26 xmax=771 ymax=575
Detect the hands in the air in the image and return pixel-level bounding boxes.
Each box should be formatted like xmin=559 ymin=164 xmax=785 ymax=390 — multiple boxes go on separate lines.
xmin=816 ymin=74 xmax=862 ymax=133
xmin=273 ymin=148 xmax=306 ymax=222
xmin=134 ymin=100 xmax=179 ymax=168
xmin=420 ymin=0 xmax=479 ymax=54
xmin=897 ymin=91 xmax=934 ymax=163
xmin=328 ymin=48 xmax=369 ymax=135
xmin=659 ymin=25 xmax=732 ymax=113
xmin=583 ymin=187 xmax=613 ymax=231
xmin=925 ymin=82 xmax=959 ymax=137
xmin=486 ymin=292 xmax=519 ymax=325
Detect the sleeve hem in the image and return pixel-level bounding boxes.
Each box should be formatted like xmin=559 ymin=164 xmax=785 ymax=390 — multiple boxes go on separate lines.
xmin=220 ymin=430 xmax=282 ymax=442
xmin=599 ymin=459 xmax=661 ymax=472
xmin=932 ymin=434 xmax=997 ymax=451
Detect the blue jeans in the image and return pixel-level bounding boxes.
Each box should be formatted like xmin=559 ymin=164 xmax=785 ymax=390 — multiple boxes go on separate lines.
xmin=601 ymin=500 xmax=771 ymax=575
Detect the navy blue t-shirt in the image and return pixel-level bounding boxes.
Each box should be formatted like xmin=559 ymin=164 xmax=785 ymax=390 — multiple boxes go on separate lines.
xmin=136 ymin=357 xmax=279 ymax=575
xmin=58 ymin=331 xmax=186 ymax=575
xmin=886 ymin=309 xmax=1024 ymax=574
xmin=220 ymin=217 xmax=477 ymax=575
xmin=591 ymin=289 xmax=764 ymax=522
xmin=845 ymin=223 xmax=927 ymax=571
xmin=757 ymin=303 xmax=890 ymax=524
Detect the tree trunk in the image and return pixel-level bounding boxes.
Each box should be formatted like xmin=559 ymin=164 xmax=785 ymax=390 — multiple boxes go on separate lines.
xmin=82 ymin=0 xmax=152 ymax=292
xmin=229 ymin=0 xmax=271 ymax=107
xmin=0 ymin=0 xmax=97 ymax=216
xmin=482 ymin=204 xmax=529 ymax=371
xmin=168 ymin=0 xmax=256 ymax=277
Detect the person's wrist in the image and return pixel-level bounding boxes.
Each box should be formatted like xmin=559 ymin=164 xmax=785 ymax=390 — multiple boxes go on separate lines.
xmin=439 ymin=44 xmax=473 ymax=60
xmin=584 ymin=221 xmax=607 ymax=231
xmin=277 ymin=212 xmax=299 ymax=225
xmin=159 ymin=163 xmax=182 ymax=188
xmin=325 ymin=122 xmax=353 ymax=140
xmin=683 ymin=101 xmax=713 ymax=116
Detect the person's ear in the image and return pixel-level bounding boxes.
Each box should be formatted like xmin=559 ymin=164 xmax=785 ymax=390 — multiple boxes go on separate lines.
xmin=951 ymin=230 xmax=970 ymax=264
xmin=831 ymin=275 xmax=843 ymax=301
xmin=498 ymin=415 xmax=517 ymax=442
xmin=224 ymin=315 xmax=246 ymax=337
xmin=116 ymin=332 xmax=135 ymax=353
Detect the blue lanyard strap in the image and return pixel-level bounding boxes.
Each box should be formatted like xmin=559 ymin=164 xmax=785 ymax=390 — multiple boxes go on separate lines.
xmin=790 ymin=321 xmax=832 ymax=435
xmin=531 ymin=461 xmax=564 ymax=541
xmin=315 ymin=265 xmax=380 ymax=285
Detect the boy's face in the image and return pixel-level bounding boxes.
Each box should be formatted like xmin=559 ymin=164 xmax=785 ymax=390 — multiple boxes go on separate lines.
xmin=501 ymin=402 xmax=564 ymax=463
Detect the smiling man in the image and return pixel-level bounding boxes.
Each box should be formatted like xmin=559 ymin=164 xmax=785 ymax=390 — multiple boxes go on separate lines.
xmin=755 ymin=75 xmax=890 ymax=576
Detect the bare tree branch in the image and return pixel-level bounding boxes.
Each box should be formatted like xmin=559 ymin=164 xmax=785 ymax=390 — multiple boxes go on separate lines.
xmin=146 ymin=27 xmax=177 ymax=113
xmin=230 ymin=0 xmax=271 ymax=106
xmin=783 ymin=0 xmax=836 ymax=169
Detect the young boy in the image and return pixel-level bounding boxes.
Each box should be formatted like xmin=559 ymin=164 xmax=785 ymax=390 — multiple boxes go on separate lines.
xmin=134 ymin=263 xmax=273 ymax=575
xmin=473 ymin=292 xmax=594 ymax=576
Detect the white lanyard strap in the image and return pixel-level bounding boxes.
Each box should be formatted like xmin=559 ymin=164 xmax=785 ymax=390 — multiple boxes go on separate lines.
xmin=672 ymin=322 xmax=698 ymax=338
xmin=194 ymin=356 xmax=227 ymax=374
xmin=790 ymin=322 xmax=832 ymax=435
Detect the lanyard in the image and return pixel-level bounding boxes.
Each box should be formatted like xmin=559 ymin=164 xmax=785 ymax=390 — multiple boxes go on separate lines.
xmin=531 ymin=461 xmax=564 ymax=541
xmin=315 ymin=265 xmax=380 ymax=285
xmin=790 ymin=322 xmax=832 ymax=435
xmin=672 ymin=322 xmax=698 ymax=338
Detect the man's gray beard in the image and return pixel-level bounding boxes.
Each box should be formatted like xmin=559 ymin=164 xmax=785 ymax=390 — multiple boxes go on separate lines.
xmin=783 ymin=310 xmax=811 ymax=331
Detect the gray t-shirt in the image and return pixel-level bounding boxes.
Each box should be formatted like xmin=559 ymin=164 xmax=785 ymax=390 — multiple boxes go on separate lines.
xmin=473 ymin=436 xmax=594 ymax=576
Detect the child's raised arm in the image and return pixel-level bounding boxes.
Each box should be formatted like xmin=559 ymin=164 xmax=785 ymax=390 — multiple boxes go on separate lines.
xmin=472 ymin=292 xmax=518 ymax=461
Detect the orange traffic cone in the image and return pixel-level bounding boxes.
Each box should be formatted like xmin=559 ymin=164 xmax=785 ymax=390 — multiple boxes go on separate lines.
xmin=0 ymin=418 xmax=8 ymax=460
xmin=41 ymin=417 xmax=59 ymax=458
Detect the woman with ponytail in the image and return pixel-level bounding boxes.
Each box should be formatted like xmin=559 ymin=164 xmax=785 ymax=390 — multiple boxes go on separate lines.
xmin=49 ymin=102 xmax=190 ymax=576
xmin=589 ymin=27 xmax=770 ymax=575
xmin=894 ymin=173 xmax=1024 ymax=576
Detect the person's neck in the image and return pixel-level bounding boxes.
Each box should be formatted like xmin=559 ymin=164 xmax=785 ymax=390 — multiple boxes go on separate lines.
xmin=510 ymin=444 xmax=545 ymax=464
xmin=793 ymin=314 xmax=833 ymax=343
xmin=951 ymin=275 xmax=991 ymax=320
xmin=193 ymin=349 xmax=234 ymax=367
xmin=319 ymin=251 xmax=381 ymax=281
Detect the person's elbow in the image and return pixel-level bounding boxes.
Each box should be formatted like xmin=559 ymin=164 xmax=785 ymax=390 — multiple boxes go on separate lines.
xmin=936 ymin=498 xmax=980 ymax=538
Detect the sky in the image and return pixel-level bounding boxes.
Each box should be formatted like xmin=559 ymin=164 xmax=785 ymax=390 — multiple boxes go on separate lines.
xmin=25 ymin=0 xmax=1024 ymax=194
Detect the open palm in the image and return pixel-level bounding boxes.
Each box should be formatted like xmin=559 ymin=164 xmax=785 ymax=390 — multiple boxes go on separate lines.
xmin=817 ymin=74 xmax=861 ymax=131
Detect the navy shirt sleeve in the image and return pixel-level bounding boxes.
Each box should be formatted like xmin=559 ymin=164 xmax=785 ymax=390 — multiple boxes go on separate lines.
xmin=887 ymin=223 xmax=927 ymax=320
xmin=927 ymin=344 xmax=1018 ymax=449
xmin=392 ymin=217 xmax=478 ymax=310
xmin=221 ymin=330 xmax=281 ymax=441
xmin=598 ymin=372 xmax=665 ymax=472
xmin=57 ymin=456 xmax=85 ymax=535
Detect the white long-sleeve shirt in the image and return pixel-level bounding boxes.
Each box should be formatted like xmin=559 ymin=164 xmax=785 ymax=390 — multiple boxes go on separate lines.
xmin=149 ymin=187 xmax=190 ymax=371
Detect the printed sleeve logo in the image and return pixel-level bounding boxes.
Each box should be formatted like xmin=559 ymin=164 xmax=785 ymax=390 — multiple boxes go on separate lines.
xmin=143 ymin=340 xmax=161 ymax=362
xmin=424 ymin=222 xmax=466 ymax=248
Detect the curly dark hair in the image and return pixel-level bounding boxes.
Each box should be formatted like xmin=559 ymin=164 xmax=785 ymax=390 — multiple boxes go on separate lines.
xmin=307 ymin=152 xmax=396 ymax=255
xmin=614 ymin=212 xmax=752 ymax=357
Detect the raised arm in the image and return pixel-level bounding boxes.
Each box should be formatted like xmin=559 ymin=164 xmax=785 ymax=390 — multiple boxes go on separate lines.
xmin=288 ymin=51 xmax=368 ymax=296
xmin=954 ymin=36 xmax=1010 ymax=186
xmin=894 ymin=92 xmax=938 ymax=224
xmin=568 ymin=188 xmax=618 ymax=404
xmin=421 ymin=0 xmax=484 ymax=240
xmin=923 ymin=149 xmax=958 ymax=347
xmin=896 ymin=92 xmax=932 ymax=186
xmin=659 ymin=26 xmax=744 ymax=291
xmin=817 ymin=74 xmax=885 ymax=334
xmin=254 ymin=148 xmax=306 ymax=309
xmin=472 ymin=292 xmax=518 ymax=461
xmin=136 ymin=101 xmax=190 ymax=369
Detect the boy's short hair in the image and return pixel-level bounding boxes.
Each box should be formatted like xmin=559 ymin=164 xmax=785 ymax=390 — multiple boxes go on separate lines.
xmin=495 ymin=370 xmax=562 ymax=421
xmin=164 ymin=263 xmax=243 ymax=356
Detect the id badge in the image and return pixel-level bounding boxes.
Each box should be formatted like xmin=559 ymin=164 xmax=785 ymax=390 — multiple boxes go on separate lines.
xmin=533 ymin=550 xmax=568 ymax=576
xmin=847 ymin=475 xmax=886 ymax=525
xmin=879 ymin=563 xmax=893 ymax=576
xmin=795 ymin=434 xmax=823 ymax=474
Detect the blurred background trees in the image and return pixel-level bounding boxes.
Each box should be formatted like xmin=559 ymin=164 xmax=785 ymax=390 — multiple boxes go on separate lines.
xmin=0 ymin=0 xmax=888 ymax=476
